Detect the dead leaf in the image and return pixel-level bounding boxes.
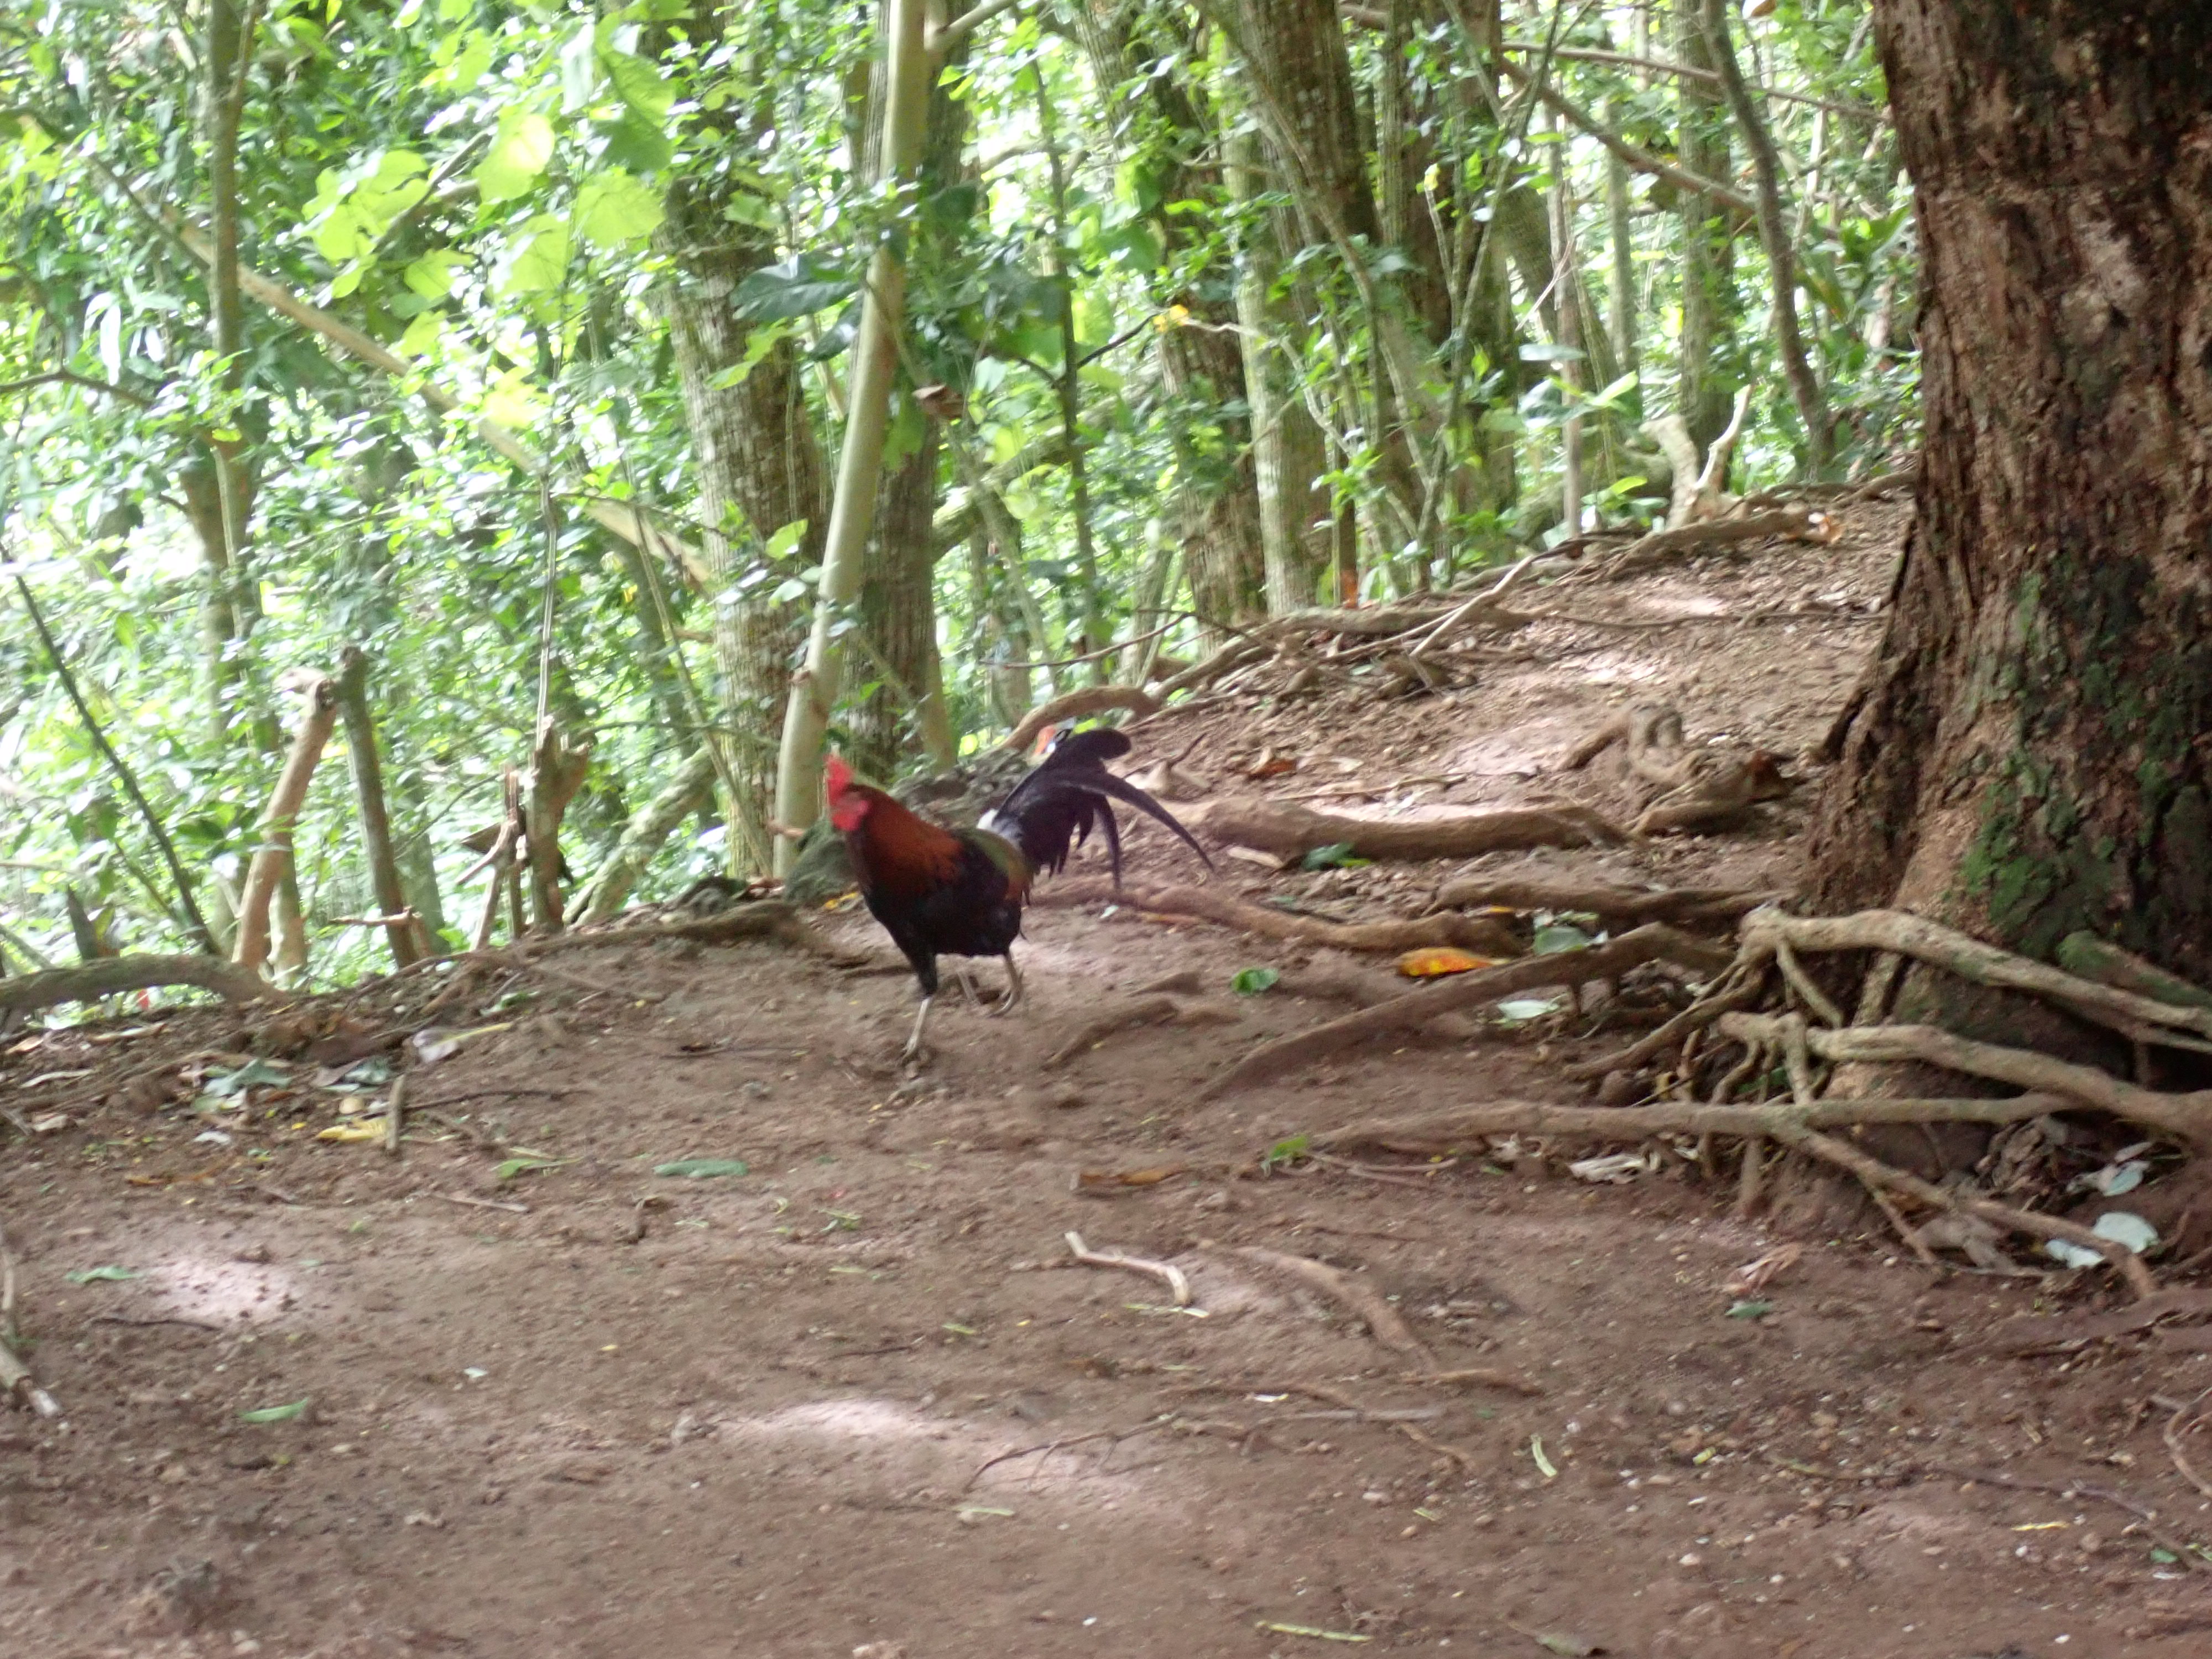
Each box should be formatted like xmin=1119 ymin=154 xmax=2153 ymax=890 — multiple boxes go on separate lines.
xmin=1245 ymin=748 xmax=1299 ymax=779
xmin=1397 ymin=946 xmax=1503 ymax=978
xmin=1074 ymin=1165 xmax=1190 ymax=1193
xmin=1724 ymin=1243 xmax=1804 ymax=1296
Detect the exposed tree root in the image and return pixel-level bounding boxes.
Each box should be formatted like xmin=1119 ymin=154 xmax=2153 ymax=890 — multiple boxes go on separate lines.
xmin=1202 ymin=925 xmax=1732 ymax=1098
xmin=1037 ymin=878 xmax=1522 ymax=957
xmin=1308 ymin=1095 xmax=2069 ymax=1156
xmin=1000 ymin=686 xmax=1164 ymax=752
xmin=0 ymin=953 xmax=274 ymax=1017
xmin=1226 ymin=1245 xmax=1433 ymax=1364
xmin=1718 ymin=1012 xmax=2212 ymax=1146
xmin=1044 ymin=996 xmax=1181 ymax=1070
xmin=1195 ymin=797 xmax=1626 ymax=862
xmin=1766 ymin=1119 xmax=2157 ymax=1299
xmin=1433 ymin=875 xmax=1781 ymax=928
xmin=1736 ymin=906 xmax=2212 ymax=1045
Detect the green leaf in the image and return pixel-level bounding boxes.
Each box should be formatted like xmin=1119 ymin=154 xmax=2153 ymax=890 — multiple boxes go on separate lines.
xmin=1231 ymin=967 xmax=1281 ymax=995
xmin=495 ymin=1156 xmax=575 ymax=1181
xmin=602 ymin=48 xmax=675 ymax=122
xmin=238 ymin=1399 xmax=312 ymax=1424
xmin=653 ymin=1159 xmax=750 ymax=1179
xmin=403 ymin=248 xmax=467 ymax=300
xmin=731 ymin=256 xmax=853 ymax=322
xmin=1532 ymin=924 xmax=1592 ymax=954
xmin=597 ymin=108 xmax=674 ymax=173
xmin=494 ymin=216 xmax=571 ymax=295
xmin=575 ymin=167 xmax=664 ymax=248
xmin=65 ymin=1265 xmax=138 ymax=1284
xmin=764 ymin=519 xmax=809 ymax=560
xmin=475 ymin=109 xmax=556 ymax=204
xmin=398 ymin=311 xmax=445 ymax=358
xmin=1725 ymin=1298 xmax=1774 ymax=1319
xmin=1261 ymin=1131 xmax=1311 ymax=1171
xmin=1300 ymin=842 xmax=1360 ymax=870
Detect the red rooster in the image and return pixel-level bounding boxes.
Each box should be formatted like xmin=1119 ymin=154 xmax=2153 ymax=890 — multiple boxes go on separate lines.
xmin=825 ymin=728 xmax=1211 ymax=1059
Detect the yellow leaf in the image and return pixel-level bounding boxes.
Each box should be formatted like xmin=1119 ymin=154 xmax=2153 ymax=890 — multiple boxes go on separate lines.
xmin=316 ymin=1122 xmax=387 ymax=1144
xmin=1396 ymin=947 xmax=1501 ymax=978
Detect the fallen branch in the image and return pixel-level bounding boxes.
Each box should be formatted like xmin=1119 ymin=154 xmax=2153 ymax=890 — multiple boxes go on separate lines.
xmin=1308 ymin=1094 xmax=2070 ymax=1155
xmin=0 ymin=953 xmax=272 ymax=1016
xmin=1597 ymin=506 xmax=1838 ymax=578
xmin=1065 ymin=1230 xmax=1192 ymax=1307
xmin=1196 ymin=798 xmax=1625 ymax=862
xmin=1434 ymin=875 xmax=1781 ymax=928
xmin=1204 ymin=925 xmax=1732 ymax=1097
xmin=1039 ymin=878 xmax=1521 ymax=957
xmin=1227 ymin=1245 xmax=1433 ymax=1364
xmin=1001 ymin=686 xmax=1161 ymax=752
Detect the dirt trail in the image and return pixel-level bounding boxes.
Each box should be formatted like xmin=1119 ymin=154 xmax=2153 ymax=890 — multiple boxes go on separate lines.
xmin=7 ymin=503 xmax=2212 ymax=1658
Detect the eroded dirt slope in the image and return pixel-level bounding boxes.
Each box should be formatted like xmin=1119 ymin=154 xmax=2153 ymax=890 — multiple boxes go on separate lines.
xmin=7 ymin=500 xmax=2212 ymax=1659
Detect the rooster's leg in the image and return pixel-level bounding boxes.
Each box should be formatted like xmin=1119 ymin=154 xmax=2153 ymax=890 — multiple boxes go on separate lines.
xmin=951 ymin=963 xmax=982 ymax=1006
xmin=901 ymin=994 xmax=935 ymax=1062
xmin=988 ymin=950 xmax=1025 ymax=1018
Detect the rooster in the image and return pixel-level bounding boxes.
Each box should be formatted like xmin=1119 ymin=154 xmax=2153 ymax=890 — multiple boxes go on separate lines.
xmin=824 ymin=727 xmax=1212 ymax=1059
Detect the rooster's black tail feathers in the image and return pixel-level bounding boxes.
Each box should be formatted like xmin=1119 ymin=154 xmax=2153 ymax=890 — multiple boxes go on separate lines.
xmin=983 ymin=727 xmax=1213 ymax=882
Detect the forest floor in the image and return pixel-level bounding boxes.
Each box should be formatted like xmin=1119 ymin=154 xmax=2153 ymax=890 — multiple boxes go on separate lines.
xmin=9 ymin=493 xmax=2212 ymax=1658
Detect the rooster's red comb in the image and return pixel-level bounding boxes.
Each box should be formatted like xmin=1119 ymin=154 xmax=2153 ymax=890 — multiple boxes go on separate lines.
xmin=824 ymin=753 xmax=854 ymax=798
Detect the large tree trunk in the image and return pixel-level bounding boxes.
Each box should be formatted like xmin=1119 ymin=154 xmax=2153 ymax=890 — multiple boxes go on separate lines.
xmin=1811 ymin=4 xmax=2212 ymax=988
xmin=1674 ymin=0 xmax=1736 ymax=456
xmin=848 ymin=33 xmax=967 ymax=779
xmin=660 ymin=84 xmax=826 ymax=872
xmin=1073 ymin=6 xmax=1266 ymax=638
xmin=1229 ymin=128 xmax=1331 ymax=614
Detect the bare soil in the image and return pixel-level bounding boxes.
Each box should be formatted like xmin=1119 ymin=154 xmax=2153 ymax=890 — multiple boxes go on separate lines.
xmin=8 ymin=500 xmax=2212 ymax=1659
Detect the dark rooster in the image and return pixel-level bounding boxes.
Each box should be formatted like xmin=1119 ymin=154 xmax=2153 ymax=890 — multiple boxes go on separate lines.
xmin=825 ymin=728 xmax=1212 ymax=1059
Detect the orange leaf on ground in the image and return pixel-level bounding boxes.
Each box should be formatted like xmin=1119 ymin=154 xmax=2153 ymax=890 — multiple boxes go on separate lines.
xmin=1396 ymin=946 xmax=1502 ymax=978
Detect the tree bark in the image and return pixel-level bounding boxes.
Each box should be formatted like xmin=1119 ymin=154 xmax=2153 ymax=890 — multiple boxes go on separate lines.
xmin=233 ymin=674 xmax=338 ymax=977
xmin=1811 ymin=4 xmax=2212 ymax=988
xmin=1073 ymin=7 xmax=1267 ymax=641
xmin=1674 ymin=0 xmax=1736 ymax=455
xmin=770 ymin=0 xmax=932 ymax=867
xmin=1228 ymin=129 xmax=1331 ymax=614
xmin=849 ymin=29 xmax=968 ymax=779
xmin=333 ymin=647 xmax=425 ymax=968
xmin=570 ymin=746 xmax=718 ymax=925
xmin=658 ymin=20 xmax=827 ymax=874
xmin=1700 ymin=0 xmax=1832 ymax=477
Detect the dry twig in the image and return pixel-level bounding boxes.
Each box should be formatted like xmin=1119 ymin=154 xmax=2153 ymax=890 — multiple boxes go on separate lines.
xmin=1065 ymin=1231 xmax=1193 ymax=1307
